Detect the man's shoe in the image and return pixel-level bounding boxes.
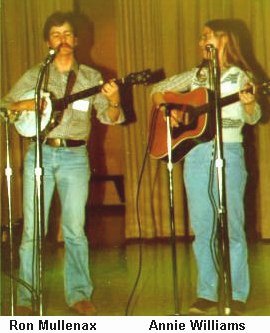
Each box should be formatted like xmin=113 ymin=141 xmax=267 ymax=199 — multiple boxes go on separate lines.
xmin=15 ymin=305 xmax=32 ymax=316
xmin=231 ymin=300 xmax=246 ymax=315
xmin=189 ymin=298 xmax=218 ymax=315
xmin=70 ymin=300 xmax=97 ymax=316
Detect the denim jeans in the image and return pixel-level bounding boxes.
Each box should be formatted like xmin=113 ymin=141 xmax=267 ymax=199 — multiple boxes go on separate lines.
xmin=18 ymin=143 xmax=92 ymax=307
xmin=183 ymin=141 xmax=249 ymax=302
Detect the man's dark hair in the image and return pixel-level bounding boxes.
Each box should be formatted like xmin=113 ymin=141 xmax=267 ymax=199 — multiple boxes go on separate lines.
xmin=43 ymin=11 xmax=77 ymax=41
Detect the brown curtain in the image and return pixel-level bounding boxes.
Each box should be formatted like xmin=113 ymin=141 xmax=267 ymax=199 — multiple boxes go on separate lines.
xmin=115 ymin=0 xmax=270 ymax=239
xmin=1 ymin=0 xmax=270 ymax=240
xmin=0 ymin=0 xmax=73 ymax=226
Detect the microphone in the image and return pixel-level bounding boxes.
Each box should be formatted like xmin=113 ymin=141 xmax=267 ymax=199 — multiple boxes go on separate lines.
xmin=43 ymin=48 xmax=57 ymax=65
xmin=205 ymin=44 xmax=219 ymax=71
xmin=159 ymin=103 xmax=183 ymax=110
xmin=205 ymin=44 xmax=218 ymax=60
xmin=205 ymin=43 xmax=215 ymax=51
xmin=0 ymin=107 xmax=8 ymax=119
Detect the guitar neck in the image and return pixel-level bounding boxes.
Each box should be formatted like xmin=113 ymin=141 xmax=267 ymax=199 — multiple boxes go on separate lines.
xmin=53 ymin=78 xmax=125 ymax=111
xmin=221 ymin=91 xmax=243 ymax=108
xmin=221 ymin=85 xmax=253 ymax=107
xmin=196 ymin=86 xmax=253 ymax=115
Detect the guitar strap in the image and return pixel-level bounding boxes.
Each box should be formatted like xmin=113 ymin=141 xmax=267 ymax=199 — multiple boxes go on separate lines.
xmin=43 ymin=68 xmax=77 ymax=137
xmin=64 ymin=70 xmax=77 ymax=98
xmin=44 ymin=66 xmax=77 ymax=103
xmin=44 ymin=66 xmax=50 ymax=91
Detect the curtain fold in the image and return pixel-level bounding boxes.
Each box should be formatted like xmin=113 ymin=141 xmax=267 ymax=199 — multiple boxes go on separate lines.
xmin=116 ymin=0 xmax=188 ymax=238
xmin=116 ymin=0 xmax=270 ymax=239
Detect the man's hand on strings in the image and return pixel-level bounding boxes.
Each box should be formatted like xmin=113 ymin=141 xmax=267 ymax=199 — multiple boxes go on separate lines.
xmin=101 ymin=80 xmax=120 ymax=106
xmin=101 ymin=80 xmax=122 ymax=122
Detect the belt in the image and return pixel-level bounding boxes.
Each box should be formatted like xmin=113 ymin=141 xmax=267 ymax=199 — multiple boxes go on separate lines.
xmin=44 ymin=138 xmax=86 ymax=148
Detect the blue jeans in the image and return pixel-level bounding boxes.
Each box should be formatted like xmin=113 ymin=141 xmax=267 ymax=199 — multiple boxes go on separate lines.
xmin=18 ymin=143 xmax=92 ymax=307
xmin=183 ymin=141 xmax=249 ymax=302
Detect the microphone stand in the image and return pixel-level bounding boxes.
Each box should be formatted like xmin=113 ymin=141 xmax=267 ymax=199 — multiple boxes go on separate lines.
xmin=32 ymin=49 xmax=56 ymax=315
xmin=206 ymin=45 xmax=232 ymax=315
xmin=1 ymin=110 xmax=15 ymax=315
xmin=164 ymin=106 xmax=180 ymax=316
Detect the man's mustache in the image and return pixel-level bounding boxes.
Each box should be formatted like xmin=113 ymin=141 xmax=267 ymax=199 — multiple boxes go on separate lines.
xmin=58 ymin=43 xmax=74 ymax=49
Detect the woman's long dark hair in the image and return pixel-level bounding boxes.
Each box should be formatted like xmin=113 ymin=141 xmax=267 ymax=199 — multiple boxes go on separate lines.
xmin=196 ymin=19 xmax=268 ymax=84
xmin=205 ymin=19 xmax=252 ymax=71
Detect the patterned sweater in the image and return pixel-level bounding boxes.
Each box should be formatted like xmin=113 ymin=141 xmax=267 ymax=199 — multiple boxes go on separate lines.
xmin=151 ymin=66 xmax=261 ymax=142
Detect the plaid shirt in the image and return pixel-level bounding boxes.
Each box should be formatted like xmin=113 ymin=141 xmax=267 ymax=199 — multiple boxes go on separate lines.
xmin=1 ymin=61 xmax=124 ymax=140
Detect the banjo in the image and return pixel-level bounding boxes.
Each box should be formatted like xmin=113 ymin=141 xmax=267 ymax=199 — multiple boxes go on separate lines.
xmin=14 ymin=69 xmax=152 ymax=137
xmin=14 ymin=90 xmax=52 ymax=137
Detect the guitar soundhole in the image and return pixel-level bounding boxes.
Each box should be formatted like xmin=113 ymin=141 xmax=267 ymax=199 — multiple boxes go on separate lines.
xmin=172 ymin=120 xmax=198 ymax=139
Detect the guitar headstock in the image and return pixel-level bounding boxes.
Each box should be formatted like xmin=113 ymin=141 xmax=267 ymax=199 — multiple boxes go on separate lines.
xmin=122 ymin=69 xmax=152 ymax=85
xmin=260 ymin=81 xmax=270 ymax=95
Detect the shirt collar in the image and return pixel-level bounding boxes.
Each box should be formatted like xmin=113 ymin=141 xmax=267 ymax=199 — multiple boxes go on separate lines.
xmin=50 ymin=60 xmax=79 ymax=75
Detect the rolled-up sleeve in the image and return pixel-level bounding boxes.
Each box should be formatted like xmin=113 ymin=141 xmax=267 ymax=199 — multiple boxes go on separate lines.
xmin=93 ymin=92 xmax=125 ymax=125
xmin=1 ymin=66 xmax=40 ymax=107
xmin=243 ymin=103 xmax=261 ymax=125
xmin=239 ymin=71 xmax=262 ymax=125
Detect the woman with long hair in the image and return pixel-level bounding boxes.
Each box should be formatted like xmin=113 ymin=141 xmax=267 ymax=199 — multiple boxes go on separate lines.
xmin=151 ymin=19 xmax=262 ymax=315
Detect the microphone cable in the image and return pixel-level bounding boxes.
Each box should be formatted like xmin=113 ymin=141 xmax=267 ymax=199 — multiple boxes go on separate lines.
xmin=124 ymin=106 xmax=160 ymax=316
xmin=208 ymin=140 xmax=221 ymax=277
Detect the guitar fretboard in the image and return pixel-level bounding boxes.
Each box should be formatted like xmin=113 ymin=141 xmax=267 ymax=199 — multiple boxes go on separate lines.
xmin=195 ymin=86 xmax=253 ymax=115
xmin=49 ymin=70 xmax=152 ymax=111
xmin=52 ymin=78 xmax=126 ymax=111
xmin=53 ymin=85 xmax=102 ymax=110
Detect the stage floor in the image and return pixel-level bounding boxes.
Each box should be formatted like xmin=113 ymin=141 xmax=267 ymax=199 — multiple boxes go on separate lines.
xmin=1 ymin=238 xmax=270 ymax=316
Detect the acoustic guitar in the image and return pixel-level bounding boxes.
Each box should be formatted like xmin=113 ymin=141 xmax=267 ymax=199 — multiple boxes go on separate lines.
xmin=148 ymin=82 xmax=270 ymax=163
